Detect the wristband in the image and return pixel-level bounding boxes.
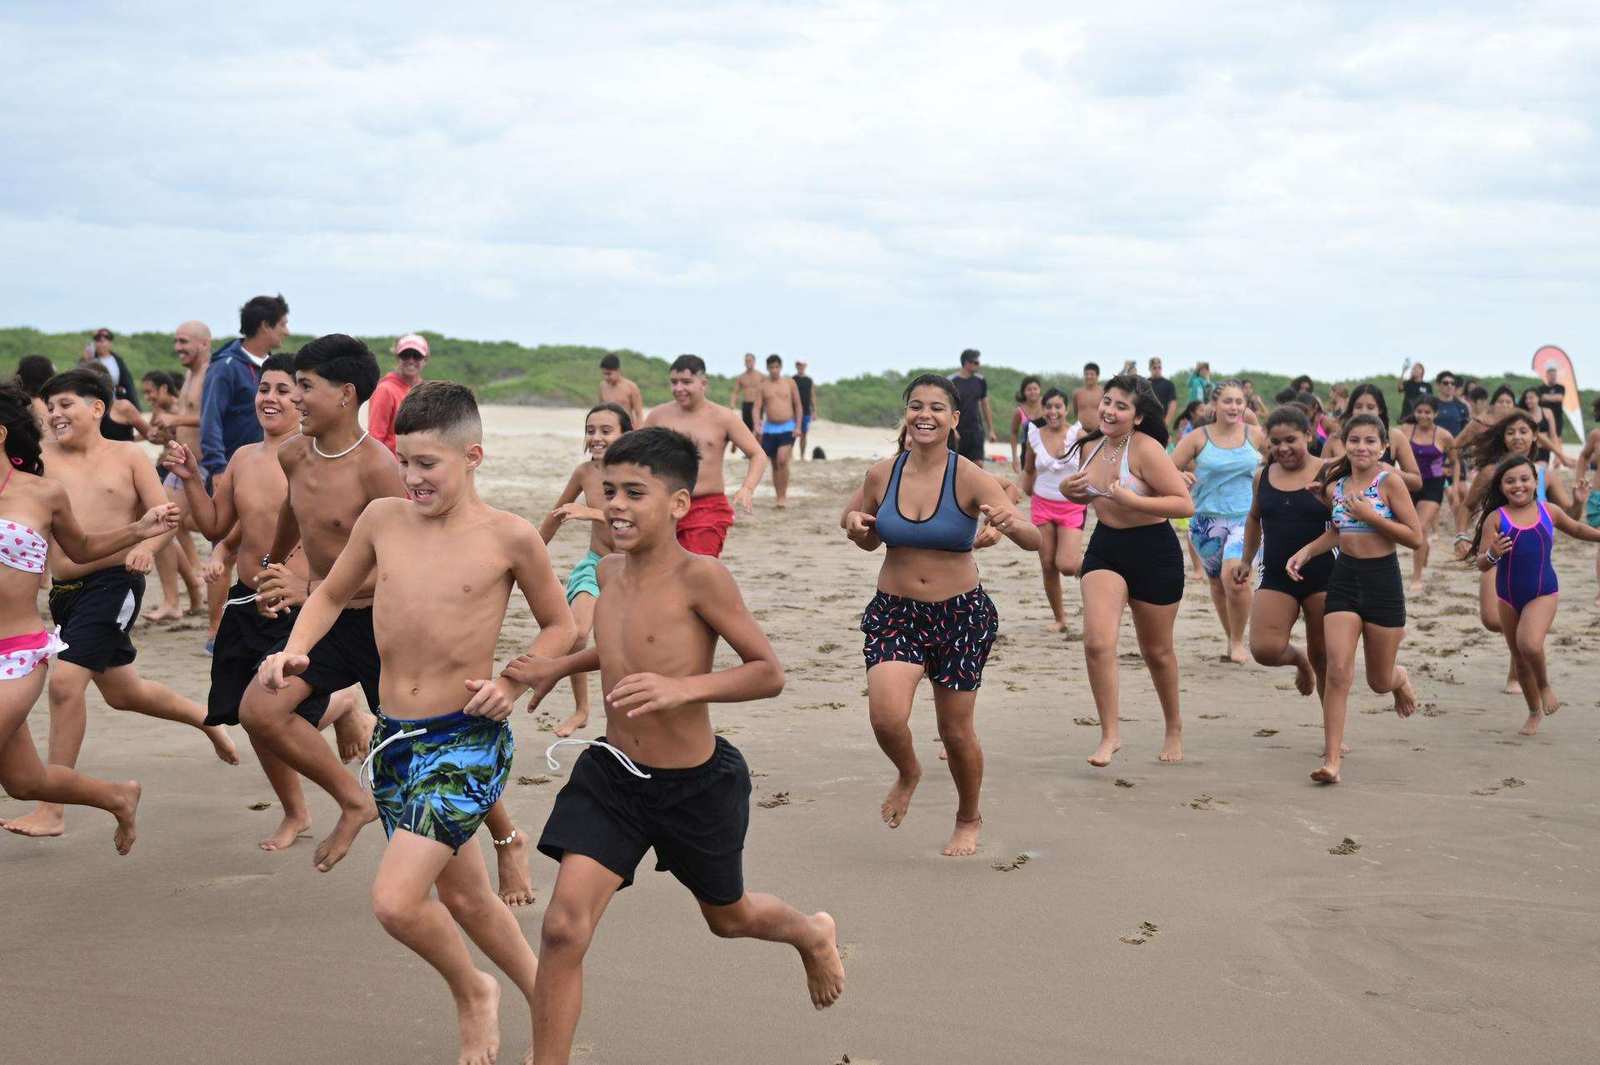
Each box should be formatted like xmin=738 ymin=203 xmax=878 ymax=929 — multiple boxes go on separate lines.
xmin=1484 ymin=551 xmax=1502 ymax=565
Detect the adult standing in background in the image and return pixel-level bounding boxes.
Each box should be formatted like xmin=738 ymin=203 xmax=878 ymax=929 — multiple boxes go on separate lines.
xmin=200 ymin=294 xmax=289 ymax=484
xmin=1538 ymin=364 xmax=1567 ymax=441
xmin=1187 ymin=361 xmax=1213 ymax=406
xmin=597 ymin=352 xmax=645 ymax=427
xmin=144 ymin=321 xmax=212 ymax=623
xmin=729 ymin=352 xmax=763 ymax=451
xmin=948 ymin=348 xmax=995 ymax=464
xmin=1147 ymin=357 xmax=1177 ymax=424
xmin=85 ymin=328 xmax=140 ymax=442
xmin=367 ymin=333 xmax=429 ymax=453
xmin=793 ymin=359 xmax=816 ymax=460
xmin=1432 ymin=371 xmax=1470 ymax=436
xmin=1397 ymin=360 xmax=1432 ymax=419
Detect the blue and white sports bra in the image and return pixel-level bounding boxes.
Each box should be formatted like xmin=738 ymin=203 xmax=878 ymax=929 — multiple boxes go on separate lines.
xmin=874 ymin=450 xmax=978 ymax=552
xmin=1330 ymin=470 xmax=1394 ymax=533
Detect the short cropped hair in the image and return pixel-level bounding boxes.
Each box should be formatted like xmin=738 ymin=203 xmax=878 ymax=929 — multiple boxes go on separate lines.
xmin=293 ymin=334 xmax=380 ymax=403
xmin=41 ymin=367 xmax=111 ymax=408
xmin=1083 ymin=361 xmax=1100 ymax=374
xmin=959 ymin=348 xmax=981 ymax=366
xmin=599 ymin=353 xmax=621 ymax=371
xmin=141 ymin=370 xmax=179 ymax=394
xmin=261 ymin=353 xmax=296 ymax=377
xmin=395 ymin=381 xmax=482 ymax=443
xmin=669 ymin=354 xmax=706 ymax=376
xmin=240 ymin=294 xmax=289 ymax=338
xmin=602 ymin=426 xmax=699 ymax=494
xmin=766 ymin=354 xmax=782 ymax=367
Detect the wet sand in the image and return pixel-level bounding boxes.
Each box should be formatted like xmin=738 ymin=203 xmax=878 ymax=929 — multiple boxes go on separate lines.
xmin=3 ymin=405 xmax=1598 ymax=1064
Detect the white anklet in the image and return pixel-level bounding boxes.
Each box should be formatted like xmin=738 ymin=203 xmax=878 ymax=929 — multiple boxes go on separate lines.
xmin=492 ymin=829 xmax=518 ymax=847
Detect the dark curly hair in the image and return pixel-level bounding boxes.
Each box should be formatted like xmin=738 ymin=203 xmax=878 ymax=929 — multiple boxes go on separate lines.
xmin=0 ymin=384 xmax=45 ymax=475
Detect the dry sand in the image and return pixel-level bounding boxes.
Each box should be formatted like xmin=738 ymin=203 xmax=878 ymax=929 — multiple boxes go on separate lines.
xmin=3 ymin=404 xmax=1598 ymax=1065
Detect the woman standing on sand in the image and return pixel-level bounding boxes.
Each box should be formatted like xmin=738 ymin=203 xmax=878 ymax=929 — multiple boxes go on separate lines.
xmin=843 ymin=374 xmax=1040 ymax=857
xmin=1241 ymin=405 xmax=1331 ymax=697
xmin=1287 ymin=414 xmax=1423 ymax=784
xmin=1061 ymin=374 xmax=1194 ymax=768
xmin=1021 ymin=388 xmax=1085 ymax=632
xmin=1010 ymin=376 xmax=1045 ymax=472
xmin=1170 ymin=381 xmax=1265 ymax=663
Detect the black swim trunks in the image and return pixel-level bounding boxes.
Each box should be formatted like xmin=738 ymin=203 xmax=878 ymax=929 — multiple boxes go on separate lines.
xmin=48 ymin=568 xmax=145 ymax=672
xmin=740 ymin=401 xmax=755 ymax=432
xmin=207 ymin=581 xmax=330 ymax=727
xmin=265 ymin=605 xmax=380 ymax=726
xmin=760 ymin=429 xmax=795 ymax=459
xmin=1080 ymin=522 xmax=1185 ymax=605
xmin=538 ymin=736 xmax=752 ymax=907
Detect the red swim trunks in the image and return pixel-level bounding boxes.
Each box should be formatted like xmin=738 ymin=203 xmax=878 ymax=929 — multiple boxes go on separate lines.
xmin=677 ymin=494 xmax=735 ymax=557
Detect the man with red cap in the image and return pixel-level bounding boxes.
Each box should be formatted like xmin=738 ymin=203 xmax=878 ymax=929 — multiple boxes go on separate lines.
xmin=367 ymin=333 xmax=429 ymax=453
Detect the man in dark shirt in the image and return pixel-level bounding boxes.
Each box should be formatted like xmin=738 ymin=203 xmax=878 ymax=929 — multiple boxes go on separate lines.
xmin=793 ymin=359 xmax=816 ymax=460
xmin=1398 ymin=361 xmax=1433 ymax=419
xmin=85 ymin=328 xmax=141 ymax=441
xmin=201 ymin=294 xmax=289 ymax=483
xmin=1147 ymin=356 xmax=1177 ymax=424
xmin=948 ymin=349 xmax=994 ymax=464
xmin=1538 ymin=365 xmax=1567 ymax=439
xmin=1432 ymin=371 xmax=1470 ymax=436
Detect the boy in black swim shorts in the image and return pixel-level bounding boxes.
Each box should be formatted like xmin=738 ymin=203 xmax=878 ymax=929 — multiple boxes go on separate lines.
xmin=507 ymin=426 xmax=845 ymax=1062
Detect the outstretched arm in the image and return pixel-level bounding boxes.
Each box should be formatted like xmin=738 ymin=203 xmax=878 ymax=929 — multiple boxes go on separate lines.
xmin=48 ymin=484 xmax=177 ymax=564
xmin=724 ymin=409 xmax=769 ymax=513
xmin=164 ymin=441 xmax=235 ymax=540
xmin=537 ymin=468 xmax=587 ymax=544
xmin=257 ymin=507 xmax=380 ymax=690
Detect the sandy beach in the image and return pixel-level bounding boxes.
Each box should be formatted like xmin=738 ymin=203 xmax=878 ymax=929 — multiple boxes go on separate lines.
xmin=3 ymin=404 xmax=1598 ymax=1065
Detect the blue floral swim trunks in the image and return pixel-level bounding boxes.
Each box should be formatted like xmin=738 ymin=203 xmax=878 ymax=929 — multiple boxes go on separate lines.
xmin=369 ymin=708 xmax=514 ymax=851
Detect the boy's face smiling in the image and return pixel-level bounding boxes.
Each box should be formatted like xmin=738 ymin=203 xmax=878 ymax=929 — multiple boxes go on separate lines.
xmin=46 ymin=391 xmax=102 ymax=444
xmin=293 ymin=369 xmax=349 ymax=437
xmin=668 ymin=371 xmax=706 ymax=408
xmin=398 ymin=430 xmax=480 ymax=516
xmin=602 ymin=461 xmax=689 ymax=549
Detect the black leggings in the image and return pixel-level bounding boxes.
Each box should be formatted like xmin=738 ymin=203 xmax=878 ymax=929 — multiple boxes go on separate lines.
xmin=1080 ymin=521 xmax=1185 ymax=605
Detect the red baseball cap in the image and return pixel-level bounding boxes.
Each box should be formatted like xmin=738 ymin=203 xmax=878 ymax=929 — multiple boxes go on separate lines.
xmin=394 ymin=334 xmax=430 ymax=358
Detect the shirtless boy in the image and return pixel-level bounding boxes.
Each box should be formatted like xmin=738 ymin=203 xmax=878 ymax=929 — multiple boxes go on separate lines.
xmin=3 ymin=369 xmax=237 ymax=840
xmin=259 ymin=381 xmax=576 ymax=1065
xmin=755 ymin=353 xmax=804 ymax=508
xmin=729 ymin=352 xmax=763 ymax=449
xmin=646 ymin=354 xmax=767 ymax=556
xmin=150 ymin=321 xmax=220 ymax=628
xmin=164 ymin=354 xmax=370 ymax=852
xmin=1073 ymin=362 xmax=1103 ymax=427
xmin=239 ymin=336 xmax=533 ymax=893
xmin=507 ymin=427 xmax=843 ymax=1064
xmin=596 ymin=354 xmax=643 ymax=427
xmin=538 ymin=403 xmax=631 ymax=740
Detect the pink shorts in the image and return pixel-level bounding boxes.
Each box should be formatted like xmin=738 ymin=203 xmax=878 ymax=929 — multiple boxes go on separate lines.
xmin=0 ymin=628 xmax=67 ymax=682
xmin=1030 ymin=495 xmax=1086 ymax=530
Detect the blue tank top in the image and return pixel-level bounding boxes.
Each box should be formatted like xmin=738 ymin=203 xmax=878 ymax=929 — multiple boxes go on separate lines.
xmin=1191 ymin=428 xmax=1258 ymax=517
xmin=874 ymin=451 xmax=978 ymax=552
xmin=1331 ymin=470 xmax=1396 ymax=533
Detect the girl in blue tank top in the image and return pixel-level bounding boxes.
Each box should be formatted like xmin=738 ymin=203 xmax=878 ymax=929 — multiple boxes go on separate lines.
xmin=1170 ymin=381 xmax=1265 ymax=663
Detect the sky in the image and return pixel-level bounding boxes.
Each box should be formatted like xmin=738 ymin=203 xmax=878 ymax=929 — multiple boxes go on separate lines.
xmin=2 ymin=1 xmax=1596 ymax=382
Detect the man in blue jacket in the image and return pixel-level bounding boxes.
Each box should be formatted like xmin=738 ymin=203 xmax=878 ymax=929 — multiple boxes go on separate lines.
xmin=201 ymin=294 xmax=290 ymax=484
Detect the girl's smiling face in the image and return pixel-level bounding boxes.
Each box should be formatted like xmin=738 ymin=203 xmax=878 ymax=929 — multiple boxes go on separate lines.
xmin=1042 ymin=393 xmax=1067 ymax=428
xmin=1213 ymin=384 xmax=1246 ymax=425
xmin=904 ymin=385 xmax=956 ymax=446
xmin=1500 ymin=462 xmax=1538 ymax=506
xmin=1097 ymin=387 xmax=1139 ymax=437
xmin=585 ymin=410 xmax=625 ymax=459
xmin=1268 ymin=424 xmax=1309 ymax=470
xmin=1022 ymin=381 xmax=1041 ymax=404
xmin=1503 ymin=419 xmax=1534 ymax=456
xmin=1344 ymin=423 xmax=1384 ymax=470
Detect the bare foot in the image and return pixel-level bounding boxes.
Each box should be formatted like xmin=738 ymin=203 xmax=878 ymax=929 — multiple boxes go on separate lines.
xmin=1047 ymin=619 xmax=1067 ymax=633
xmin=552 ymin=709 xmax=588 ymax=739
xmin=880 ymin=769 xmax=920 ymax=828
xmin=495 ymin=831 xmax=535 ymax=907
xmin=312 ymin=799 xmax=377 ymax=872
xmin=1503 ymin=674 xmax=1522 ymax=695
xmin=141 ymin=604 xmax=183 ymax=623
xmin=1407 ymin=578 xmax=1424 ymax=598
xmin=1226 ymin=644 xmax=1249 ymax=664
xmin=941 ymin=815 xmax=982 ymax=857
xmin=799 ymin=912 xmax=845 ymax=1009
xmin=1293 ymin=652 xmax=1315 ymax=696
xmin=454 ymin=970 xmax=501 ymax=1065
xmin=259 ymin=813 xmax=313 ymax=851
xmin=110 ymin=780 xmax=141 ymax=855
xmin=1341 ymin=743 xmax=1352 ymax=755
xmin=1159 ymin=732 xmax=1184 ymax=763
xmin=1087 ymin=738 xmax=1120 ymax=768
xmin=1519 ymin=713 xmax=1541 ymax=736
xmin=1540 ymin=687 xmax=1562 ymax=716
xmin=1311 ymin=762 xmax=1341 ymax=784
xmin=0 ymin=804 xmax=65 ymax=838
xmin=1391 ymin=666 xmax=1416 ymax=718
xmin=334 ymin=706 xmax=375 ymax=763
xmin=204 ymin=724 xmax=241 ymax=765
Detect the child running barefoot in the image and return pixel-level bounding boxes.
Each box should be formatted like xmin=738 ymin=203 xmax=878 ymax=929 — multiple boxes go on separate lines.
xmin=1021 ymin=388 xmax=1086 ymax=632
xmin=844 ymin=375 xmax=1039 ymax=856
xmin=1399 ymin=396 xmax=1458 ymax=596
xmin=1063 ymin=374 xmax=1194 ymax=767
xmin=537 ymin=403 xmax=631 ymax=739
xmin=509 ymin=427 xmax=844 ymax=1064
xmin=0 ymin=386 xmax=175 ymax=852
xmin=1466 ymin=455 xmax=1600 ymax=735
xmin=259 ymin=383 xmax=576 ymax=1065
xmin=1241 ymin=405 xmax=1331 ymax=697
xmin=1287 ymin=414 xmax=1424 ymax=784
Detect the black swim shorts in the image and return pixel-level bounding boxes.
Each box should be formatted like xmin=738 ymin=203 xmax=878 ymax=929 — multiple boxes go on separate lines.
xmin=48 ymin=568 xmax=145 ymax=672
xmin=265 ymin=605 xmax=380 ymax=725
xmin=207 ymin=581 xmax=330 ymax=727
xmin=1080 ymin=521 xmax=1185 ymax=605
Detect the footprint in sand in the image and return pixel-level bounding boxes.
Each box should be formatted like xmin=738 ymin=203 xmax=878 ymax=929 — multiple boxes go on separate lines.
xmin=1187 ymin=794 xmax=1226 ymax=811
xmin=1114 ymin=778 xmax=1135 ymax=788
xmin=756 ymin=792 xmax=791 ymax=809
xmin=515 ymin=775 xmax=552 ymax=786
xmin=1254 ymin=728 xmax=1279 ymax=737
xmin=991 ymin=852 xmax=1033 ymax=872
xmin=1198 ymin=713 xmax=1227 ymax=720
xmin=1328 ymin=837 xmax=1361 ymax=855
xmin=248 ymin=801 xmax=273 ymax=811
xmin=1072 ymin=716 xmax=1098 ymax=727
xmin=1119 ymin=920 xmax=1161 ymax=945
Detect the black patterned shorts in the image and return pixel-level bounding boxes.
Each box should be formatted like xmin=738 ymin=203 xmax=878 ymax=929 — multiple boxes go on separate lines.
xmin=861 ymin=586 xmax=999 ymax=692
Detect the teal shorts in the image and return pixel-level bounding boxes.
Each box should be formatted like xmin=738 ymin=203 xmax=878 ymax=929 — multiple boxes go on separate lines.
xmin=370 ymin=709 xmax=513 ymax=852
xmin=565 ymin=549 xmax=602 ymax=603
xmin=1587 ymin=491 xmax=1600 ymax=529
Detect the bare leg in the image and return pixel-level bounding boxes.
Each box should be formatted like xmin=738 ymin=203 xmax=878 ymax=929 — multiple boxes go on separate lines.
xmin=435 ymin=839 xmax=540 ymax=1003
xmin=867 ymin=661 xmax=923 ymax=827
xmin=1303 ymin=593 xmax=1329 ymax=697
xmin=773 ymin=443 xmax=793 ymax=506
xmin=1037 ymin=524 xmax=1065 ymax=630
xmin=251 ymin=730 xmax=314 ymax=851
xmin=533 ymin=854 xmax=623 ymax=1065
xmin=1359 ymin=622 xmax=1414 ymax=717
xmin=1219 ymin=558 xmax=1252 ymax=663
xmin=175 ymin=527 xmax=205 ymax=612
xmin=1511 ymin=594 xmax=1560 ymax=728
xmin=931 ymin=684 xmax=982 ymax=856
xmin=144 ymin=542 xmax=186 ymax=622
xmin=96 ymin=665 xmax=239 ymax=765
xmin=1250 ymin=588 xmax=1316 ymax=695
xmin=1315 ymin=612 xmax=1362 ymax=782
xmin=1594 ymin=542 xmax=1600 ymax=608
xmin=484 ymin=801 xmax=535 ymax=907
xmin=3 ymin=661 xmax=92 ymax=835
xmin=205 ymin=556 xmax=230 ymax=642
xmin=1131 ymin=598 xmax=1184 ymax=762
xmin=554 ymin=594 xmax=596 ymax=738
xmin=1056 ymin=525 xmax=1083 ymax=579
xmin=240 ymin=678 xmax=376 ymax=871
xmin=1479 ymin=570 xmax=1521 ymax=692
xmin=1410 ymin=500 xmax=1439 ymax=595
xmin=370 ymin=831 xmax=503 ymax=1065
xmin=327 ymin=687 xmax=374 ymax=763
xmin=700 ymin=894 xmax=844 ymax=1009
xmin=1080 ymin=570 xmax=1128 ymax=766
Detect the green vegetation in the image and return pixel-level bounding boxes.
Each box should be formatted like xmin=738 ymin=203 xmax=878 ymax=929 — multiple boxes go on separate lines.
xmin=1 ymin=327 xmax=1587 ymax=439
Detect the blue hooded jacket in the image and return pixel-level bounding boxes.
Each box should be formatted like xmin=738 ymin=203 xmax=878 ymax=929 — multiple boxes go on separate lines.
xmin=200 ymin=338 xmax=265 ymax=477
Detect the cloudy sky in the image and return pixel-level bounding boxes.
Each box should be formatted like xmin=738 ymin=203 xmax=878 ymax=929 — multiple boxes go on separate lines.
xmin=3 ymin=2 xmax=1595 ymax=380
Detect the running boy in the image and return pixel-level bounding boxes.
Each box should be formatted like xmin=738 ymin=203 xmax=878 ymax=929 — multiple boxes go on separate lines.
xmin=507 ymin=427 xmax=843 ymax=1064
xmin=755 ymin=353 xmax=804 ymax=507
xmin=259 ymin=381 xmax=576 ymax=1065
xmin=596 ymin=353 xmax=644 ymax=427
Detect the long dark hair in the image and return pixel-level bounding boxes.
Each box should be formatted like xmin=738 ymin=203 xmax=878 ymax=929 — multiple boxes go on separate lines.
xmin=1471 ymin=410 xmax=1540 ymax=469
xmin=0 ymin=384 xmax=45 ymax=476
xmin=14 ymin=355 xmax=55 ymax=397
xmin=1066 ymin=373 xmax=1168 ymax=463
xmin=1345 ymin=383 xmax=1391 ymax=430
xmin=1014 ymin=375 xmax=1042 ymax=404
xmin=585 ymin=402 xmax=633 ymax=434
xmin=1173 ymin=400 xmax=1205 ymax=432
xmin=896 ymin=373 xmax=959 ymax=452
xmin=1467 ymin=455 xmax=1539 ymax=556
xmin=1315 ymin=413 xmax=1386 ymax=493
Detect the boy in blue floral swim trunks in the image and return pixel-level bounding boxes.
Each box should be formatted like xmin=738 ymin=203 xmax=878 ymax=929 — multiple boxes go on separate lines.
xmin=260 ymin=382 xmax=576 ymax=1065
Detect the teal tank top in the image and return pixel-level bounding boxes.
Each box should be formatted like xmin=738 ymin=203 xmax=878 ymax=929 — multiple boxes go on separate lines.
xmin=1191 ymin=428 xmax=1258 ymax=517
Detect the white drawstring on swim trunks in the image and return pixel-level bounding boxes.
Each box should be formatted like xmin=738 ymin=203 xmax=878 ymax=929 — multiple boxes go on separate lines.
xmin=544 ymin=738 xmax=652 ymax=780
xmin=224 ymin=591 xmax=259 ymax=607
xmin=360 ymin=726 xmax=428 ymax=790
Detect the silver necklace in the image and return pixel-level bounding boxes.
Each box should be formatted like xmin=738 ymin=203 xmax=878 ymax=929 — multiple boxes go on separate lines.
xmin=313 ymin=431 xmax=368 ymax=460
